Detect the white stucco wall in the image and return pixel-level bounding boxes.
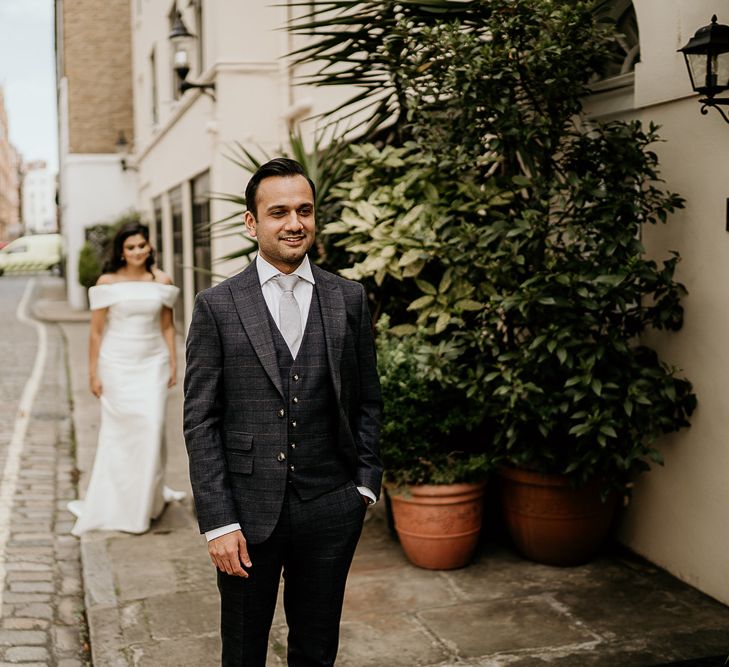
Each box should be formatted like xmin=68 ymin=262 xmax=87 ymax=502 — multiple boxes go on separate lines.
xmin=60 ymin=154 xmax=136 ymax=309
xmin=612 ymin=0 xmax=729 ymax=605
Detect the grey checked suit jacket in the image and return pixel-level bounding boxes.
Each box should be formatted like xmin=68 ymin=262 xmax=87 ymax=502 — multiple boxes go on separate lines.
xmin=183 ymin=260 xmax=383 ymax=544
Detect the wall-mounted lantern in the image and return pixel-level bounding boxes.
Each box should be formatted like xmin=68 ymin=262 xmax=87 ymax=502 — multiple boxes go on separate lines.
xmin=679 ymin=15 xmax=729 ymax=124
xmin=114 ymin=131 xmax=137 ymax=172
xmin=169 ymin=10 xmax=215 ymax=100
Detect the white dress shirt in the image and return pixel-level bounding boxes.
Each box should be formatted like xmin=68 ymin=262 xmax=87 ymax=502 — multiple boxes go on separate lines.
xmin=257 ymin=253 xmax=315 ymax=340
xmin=205 ymin=255 xmax=374 ymax=542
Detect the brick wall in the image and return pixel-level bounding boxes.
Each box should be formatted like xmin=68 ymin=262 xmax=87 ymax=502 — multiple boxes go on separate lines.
xmin=60 ymin=0 xmax=134 ymax=154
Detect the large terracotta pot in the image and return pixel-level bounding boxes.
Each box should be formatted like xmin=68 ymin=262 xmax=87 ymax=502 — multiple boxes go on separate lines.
xmin=498 ymin=467 xmax=618 ymax=567
xmin=388 ymin=482 xmax=486 ymax=570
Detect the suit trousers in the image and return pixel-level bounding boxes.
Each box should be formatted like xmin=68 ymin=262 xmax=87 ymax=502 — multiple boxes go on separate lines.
xmin=217 ymin=480 xmax=367 ymax=667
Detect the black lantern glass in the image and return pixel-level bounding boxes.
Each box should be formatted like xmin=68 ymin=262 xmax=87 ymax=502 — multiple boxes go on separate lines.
xmin=169 ymin=10 xmax=194 ymax=82
xmin=680 ymin=15 xmax=729 ymax=96
xmin=167 ymin=8 xmax=214 ymax=98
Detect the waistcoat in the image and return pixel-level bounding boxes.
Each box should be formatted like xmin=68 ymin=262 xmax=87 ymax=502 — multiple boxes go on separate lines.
xmin=266 ymin=286 xmax=350 ymax=500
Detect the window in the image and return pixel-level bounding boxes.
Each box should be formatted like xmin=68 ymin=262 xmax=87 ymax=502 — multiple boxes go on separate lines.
xmin=191 ymin=0 xmax=204 ymax=73
xmin=152 ymin=196 xmax=163 ymax=270
xmin=191 ymin=170 xmax=211 ymax=294
xmin=168 ymin=186 xmax=184 ymax=328
xmin=150 ymin=48 xmax=159 ymax=125
xmin=594 ymin=1 xmax=640 ymax=80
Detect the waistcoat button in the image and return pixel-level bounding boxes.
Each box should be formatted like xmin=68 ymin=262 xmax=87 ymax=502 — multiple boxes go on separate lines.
xmin=277 ymin=408 xmax=285 ymax=418
xmin=292 ymin=397 xmax=299 ymax=404
xmin=291 ymin=420 xmax=298 ymax=428
xmin=289 ymin=464 xmax=295 ymax=471
xmin=277 ymin=452 xmax=286 ymax=462
xmin=290 ymin=443 xmax=297 ymax=449
xmin=292 ymin=374 xmax=300 ymax=381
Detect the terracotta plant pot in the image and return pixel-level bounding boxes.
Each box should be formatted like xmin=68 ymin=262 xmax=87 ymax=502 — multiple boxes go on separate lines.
xmin=388 ymin=482 xmax=486 ymax=570
xmin=498 ymin=467 xmax=618 ymax=567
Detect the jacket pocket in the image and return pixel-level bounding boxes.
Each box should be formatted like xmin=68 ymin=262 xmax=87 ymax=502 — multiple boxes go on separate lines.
xmin=224 ymin=431 xmax=253 ymax=451
xmin=226 ymin=452 xmax=254 ymax=475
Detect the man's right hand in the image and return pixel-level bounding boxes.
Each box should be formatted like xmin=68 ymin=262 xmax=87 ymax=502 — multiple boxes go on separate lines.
xmin=208 ymin=530 xmax=252 ymax=577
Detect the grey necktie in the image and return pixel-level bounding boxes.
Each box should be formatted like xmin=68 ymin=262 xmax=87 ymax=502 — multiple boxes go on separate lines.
xmin=277 ymin=273 xmax=302 ymax=358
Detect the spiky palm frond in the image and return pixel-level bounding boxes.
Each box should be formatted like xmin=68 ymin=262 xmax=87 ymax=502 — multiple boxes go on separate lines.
xmin=284 ymin=1 xmax=492 ymax=138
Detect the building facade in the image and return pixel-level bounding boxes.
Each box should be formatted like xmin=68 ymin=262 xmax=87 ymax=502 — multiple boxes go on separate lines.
xmin=55 ymin=0 xmax=136 ymax=308
xmin=0 ymin=87 xmax=21 ymax=243
xmin=22 ymin=161 xmax=58 ymax=234
xmin=129 ymin=0 xmax=351 ymax=331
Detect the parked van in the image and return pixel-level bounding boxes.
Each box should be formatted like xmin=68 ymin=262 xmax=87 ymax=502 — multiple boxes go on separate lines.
xmin=0 ymin=234 xmax=63 ymax=276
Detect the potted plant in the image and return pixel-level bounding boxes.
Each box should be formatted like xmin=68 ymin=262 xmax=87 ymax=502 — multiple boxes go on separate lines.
xmin=475 ymin=122 xmax=697 ymax=565
xmin=286 ymin=1 xmax=697 ymax=565
xmin=375 ymin=316 xmax=489 ymax=570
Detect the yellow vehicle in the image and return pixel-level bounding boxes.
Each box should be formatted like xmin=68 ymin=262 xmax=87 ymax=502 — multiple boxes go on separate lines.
xmin=0 ymin=234 xmax=63 ymax=276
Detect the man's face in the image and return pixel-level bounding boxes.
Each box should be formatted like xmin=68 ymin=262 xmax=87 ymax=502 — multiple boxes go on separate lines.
xmin=244 ymin=174 xmax=316 ymax=274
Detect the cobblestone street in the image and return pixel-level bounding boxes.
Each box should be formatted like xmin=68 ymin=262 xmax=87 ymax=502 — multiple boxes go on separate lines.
xmin=0 ymin=276 xmax=88 ymax=666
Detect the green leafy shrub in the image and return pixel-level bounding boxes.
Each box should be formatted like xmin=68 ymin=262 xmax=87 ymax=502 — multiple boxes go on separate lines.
xmin=314 ymin=0 xmax=696 ymax=495
xmin=376 ymin=315 xmax=488 ymax=489
xmin=78 ymin=242 xmax=102 ymax=290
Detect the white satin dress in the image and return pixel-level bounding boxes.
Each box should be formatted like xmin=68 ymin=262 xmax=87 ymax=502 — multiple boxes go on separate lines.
xmin=68 ymin=281 xmax=185 ymax=536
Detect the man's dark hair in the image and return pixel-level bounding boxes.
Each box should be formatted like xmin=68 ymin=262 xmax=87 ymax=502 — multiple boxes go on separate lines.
xmin=244 ymin=157 xmax=317 ymax=220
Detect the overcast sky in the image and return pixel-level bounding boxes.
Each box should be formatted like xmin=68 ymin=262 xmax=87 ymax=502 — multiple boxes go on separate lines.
xmin=0 ymin=0 xmax=57 ymax=172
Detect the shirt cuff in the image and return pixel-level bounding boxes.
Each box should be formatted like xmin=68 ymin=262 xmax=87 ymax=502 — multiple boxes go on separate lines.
xmin=358 ymin=486 xmax=376 ymax=505
xmin=205 ymin=523 xmax=241 ymax=542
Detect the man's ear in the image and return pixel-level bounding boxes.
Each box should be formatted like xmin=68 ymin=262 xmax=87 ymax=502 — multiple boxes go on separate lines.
xmin=244 ymin=211 xmax=257 ymax=237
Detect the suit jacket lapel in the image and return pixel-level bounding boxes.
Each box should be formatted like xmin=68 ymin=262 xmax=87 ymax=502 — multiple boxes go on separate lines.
xmin=313 ymin=265 xmax=345 ymax=402
xmin=229 ymin=262 xmax=284 ymax=398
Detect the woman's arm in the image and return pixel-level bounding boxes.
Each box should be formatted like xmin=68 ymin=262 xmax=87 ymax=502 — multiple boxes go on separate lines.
xmin=154 ymin=269 xmax=177 ymax=388
xmin=88 ymin=308 xmax=108 ymax=397
xmin=160 ymin=305 xmax=177 ymax=388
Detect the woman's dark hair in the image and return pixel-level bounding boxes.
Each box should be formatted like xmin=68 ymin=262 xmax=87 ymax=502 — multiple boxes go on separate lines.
xmin=244 ymin=157 xmax=316 ymax=219
xmin=103 ymin=222 xmax=156 ymax=275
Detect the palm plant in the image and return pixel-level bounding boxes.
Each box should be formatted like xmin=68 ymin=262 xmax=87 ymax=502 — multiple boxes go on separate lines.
xmin=285 ymin=0 xmax=492 ymax=139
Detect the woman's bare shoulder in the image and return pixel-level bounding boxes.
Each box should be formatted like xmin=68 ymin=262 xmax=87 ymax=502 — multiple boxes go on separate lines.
xmin=95 ymin=273 xmax=116 ymax=286
xmin=153 ymin=269 xmax=173 ymax=285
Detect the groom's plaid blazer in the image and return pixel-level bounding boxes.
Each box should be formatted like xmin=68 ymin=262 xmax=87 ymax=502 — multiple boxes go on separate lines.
xmin=182 ymin=260 xmax=383 ymax=544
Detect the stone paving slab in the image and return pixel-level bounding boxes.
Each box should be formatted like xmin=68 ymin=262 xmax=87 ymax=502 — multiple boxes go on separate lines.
xmin=418 ymin=594 xmax=598 ymax=658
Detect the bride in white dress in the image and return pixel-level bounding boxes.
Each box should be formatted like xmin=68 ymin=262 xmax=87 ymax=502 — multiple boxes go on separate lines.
xmin=68 ymin=222 xmax=185 ymax=536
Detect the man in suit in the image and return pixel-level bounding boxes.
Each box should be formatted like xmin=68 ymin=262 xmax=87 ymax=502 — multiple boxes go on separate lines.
xmin=183 ymin=157 xmax=383 ymax=667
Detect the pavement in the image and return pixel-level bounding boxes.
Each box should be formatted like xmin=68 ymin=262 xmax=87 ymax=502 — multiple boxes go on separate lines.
xmin=0 ymin=275 xmax=86 ymax=666
xmin=30 ymin=275 xmax=729 ymax=667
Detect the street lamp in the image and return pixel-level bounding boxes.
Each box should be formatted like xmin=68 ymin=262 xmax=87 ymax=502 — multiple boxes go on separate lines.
xmin=114 ymin=131 xmax=137 ymax=172
xmin=169 ymin=10 xmax=215 ymax=99
xmin=679 ymin=15 xmax=729 ymax=124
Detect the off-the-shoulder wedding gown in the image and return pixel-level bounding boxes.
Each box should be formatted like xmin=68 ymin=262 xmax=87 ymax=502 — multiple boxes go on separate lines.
xmin=68 ymin=281 xmax=185 ymax=536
